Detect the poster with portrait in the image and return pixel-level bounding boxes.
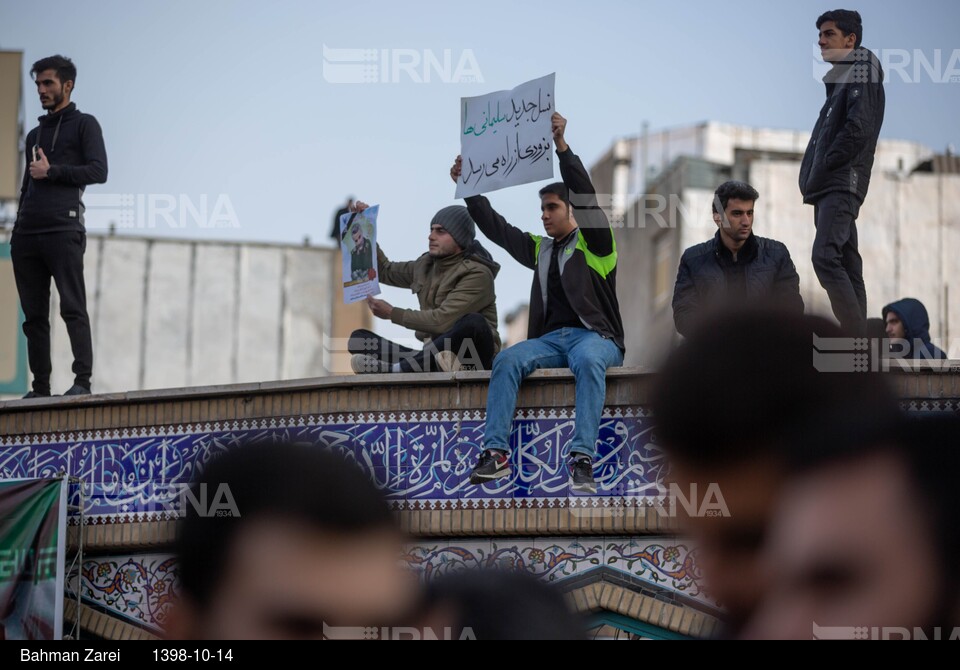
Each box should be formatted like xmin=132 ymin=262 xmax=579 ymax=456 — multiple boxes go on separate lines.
xmin=340 ymin=205 xmax=381 ymax=304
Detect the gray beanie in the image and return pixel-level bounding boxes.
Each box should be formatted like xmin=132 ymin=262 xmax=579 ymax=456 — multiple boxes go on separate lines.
xmin=431 ymin=206 xmax=476 ymax=250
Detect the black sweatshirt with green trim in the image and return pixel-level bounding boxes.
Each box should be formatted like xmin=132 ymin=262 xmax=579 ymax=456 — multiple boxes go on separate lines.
xmin=465 ymin=147 xmax=624 ymax=351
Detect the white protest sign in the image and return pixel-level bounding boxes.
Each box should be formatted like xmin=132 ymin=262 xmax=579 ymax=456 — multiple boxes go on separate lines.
xmin=455 ymin=73 xmax=555 ymax=198
xmin=340 ymin=205 xmax=381 ymax=304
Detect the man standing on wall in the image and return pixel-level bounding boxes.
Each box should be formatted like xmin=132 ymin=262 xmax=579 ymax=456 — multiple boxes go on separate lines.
xmin=12 ymin=55 xmax=107 ymax=398
xmin=799 ymin=10 xmax=884 ymax=335
xmin=330 ymin=195 xmax=355 ymax=243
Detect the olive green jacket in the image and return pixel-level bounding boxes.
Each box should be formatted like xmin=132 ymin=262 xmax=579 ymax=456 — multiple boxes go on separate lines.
xmin=378 ymin=245 xmax=501 ymax=354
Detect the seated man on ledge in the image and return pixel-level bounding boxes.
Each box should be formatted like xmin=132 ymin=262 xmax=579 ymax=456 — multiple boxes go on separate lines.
xmin=672 ymin=180 xmax=804 ymax=338
xmin=348 ymin=201 xmax=501 ymax=373
xmin=452 ymin=112 xmax=625 ymax=494
xmin=882 ymin=298 xmax=949 ymax=361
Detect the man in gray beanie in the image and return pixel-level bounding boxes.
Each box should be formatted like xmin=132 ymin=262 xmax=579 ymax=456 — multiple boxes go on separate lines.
xmin=347 ymin=201 xmax=502 ymax=373
xmin=434 ymin=205 xmax=476 ymax=249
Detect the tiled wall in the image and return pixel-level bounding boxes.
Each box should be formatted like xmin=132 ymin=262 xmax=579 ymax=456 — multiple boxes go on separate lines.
xmin=1 ymin=409 xmax=670 ymax=537
xmin=80 ymin=537 xmax=710 ymax=635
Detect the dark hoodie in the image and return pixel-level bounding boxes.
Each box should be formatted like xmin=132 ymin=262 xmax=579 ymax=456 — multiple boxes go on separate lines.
xmin=799 ymin=46 xmax=885 ymax=205
xmin=15 ymin=102 xmax=108 ymax=234
xmin=883 ymin=298 xmax=948 ymax=360
xmin=376 ymin=240 xmax=502 ymax=353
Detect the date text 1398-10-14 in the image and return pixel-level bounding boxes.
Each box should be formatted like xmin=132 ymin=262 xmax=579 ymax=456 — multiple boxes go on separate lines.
xmin=153 ymin=649 xmax=234 ymax=662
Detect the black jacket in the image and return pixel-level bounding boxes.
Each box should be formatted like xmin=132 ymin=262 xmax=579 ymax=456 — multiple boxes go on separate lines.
xmin=15 ymin=103 xmax=108 ymax=234
xmin=882 ymin=298 xmax=948 ymax=360
xmin=799 ymin=47 xmax=885 ymax=205
xmin=673 ymin=232 xmax=804 ymax=337
xmin=465 ymin=148 xmax=624 ymax=351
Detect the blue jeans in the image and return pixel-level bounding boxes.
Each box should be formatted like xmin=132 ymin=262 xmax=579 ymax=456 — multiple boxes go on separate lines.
xmin=483 ymin=328 xmax=624 ymax=460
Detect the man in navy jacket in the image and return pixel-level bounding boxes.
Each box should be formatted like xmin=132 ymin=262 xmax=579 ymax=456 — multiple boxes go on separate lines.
xmin=673 ymin=181 xmax=804 ymax=337
xmin=13 ymin=55 xmax=107 ymax=398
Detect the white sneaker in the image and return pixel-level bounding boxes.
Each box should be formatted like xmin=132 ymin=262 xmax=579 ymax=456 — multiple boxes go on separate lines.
xmin=351 ymin=354 xmax=391 ymax=374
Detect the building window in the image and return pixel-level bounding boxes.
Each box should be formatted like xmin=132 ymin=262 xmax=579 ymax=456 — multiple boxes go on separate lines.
xmin=652 ymin=233 xmax=673 ymax=313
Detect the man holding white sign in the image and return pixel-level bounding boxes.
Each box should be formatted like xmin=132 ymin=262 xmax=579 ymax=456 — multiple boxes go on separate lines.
xmin=453 ymin=112 xmax=625 ymax=494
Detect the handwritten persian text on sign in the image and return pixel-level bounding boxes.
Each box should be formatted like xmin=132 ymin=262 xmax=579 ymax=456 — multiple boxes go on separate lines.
xmin=455 ymin=73 xmax=555 ymax=198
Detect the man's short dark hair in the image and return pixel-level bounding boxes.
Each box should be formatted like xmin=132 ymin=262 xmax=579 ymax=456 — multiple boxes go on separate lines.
xmin=30 ymin=55 xmax=77 ymax=85
xmin=652 ymin=311 xmax=901 ymax=466
xmin=175 ymin=440 xmax=395 ymax=609
xmin=712 ymin=180 xmax=760 ymax=214
xmin=817 ymin=9 xmax=863 ymax=48
xmin=538 ymin=182 xmax=570 ymax=208
xmin=423 ymin=570 xmax=587 ymax=640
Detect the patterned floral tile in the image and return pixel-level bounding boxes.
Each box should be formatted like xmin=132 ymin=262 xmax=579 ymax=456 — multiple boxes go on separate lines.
xmin=81 ymin=537 xmax=713 ymax=632
xmin=81 ymin=554 xmax=178 ymax=634
xmin=408 ymin=539 xmax=491 ymax=580
xmin=604 ymin=537 xmax=706 ymax=603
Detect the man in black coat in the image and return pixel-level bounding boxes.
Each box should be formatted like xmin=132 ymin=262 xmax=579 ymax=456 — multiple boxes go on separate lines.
xmin=799 ymin=10 xmax=885 ymax=336
xmin=672 ymin=181 xmax=804 ymax=337
xmin=12 ymin=55 xmax=107 ymax=398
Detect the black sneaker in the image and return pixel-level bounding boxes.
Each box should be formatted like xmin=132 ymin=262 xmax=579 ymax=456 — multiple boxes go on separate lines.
xmin=63 ymin=384 xmax=91 ymax=396
xmin=22 ymin=390 xmax=51 ymax=399
xmin=469 ymin=449 xmax=510 ymax=485
xmin=570 ymin=456 xmax=597 ymax=494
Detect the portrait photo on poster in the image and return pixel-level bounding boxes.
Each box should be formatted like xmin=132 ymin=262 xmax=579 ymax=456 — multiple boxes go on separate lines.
xmin=340 ymin=205 xmax=381 ymax=304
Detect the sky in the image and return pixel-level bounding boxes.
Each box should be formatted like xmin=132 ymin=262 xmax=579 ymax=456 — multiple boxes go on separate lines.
xmin=2 ymin=0 xmax=958 ymax=345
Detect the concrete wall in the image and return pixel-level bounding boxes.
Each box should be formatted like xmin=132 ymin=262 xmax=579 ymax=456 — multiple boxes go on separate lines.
xmin=25 ymin=233 xmax=340 ymax=393
xmin=617 ymin=175 xmax=692 ymax=367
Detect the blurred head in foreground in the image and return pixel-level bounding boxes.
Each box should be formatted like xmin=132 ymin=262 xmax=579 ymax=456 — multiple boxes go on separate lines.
xmin=419 ymin=570 xmax=587 ymax=640
xmin=651 ymin=311 xmax=900 ymax=636
xmin=744 ymin=413 xmax=960 ymax=639
xmin=165 ymin=441 xmax=415 ymax=640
